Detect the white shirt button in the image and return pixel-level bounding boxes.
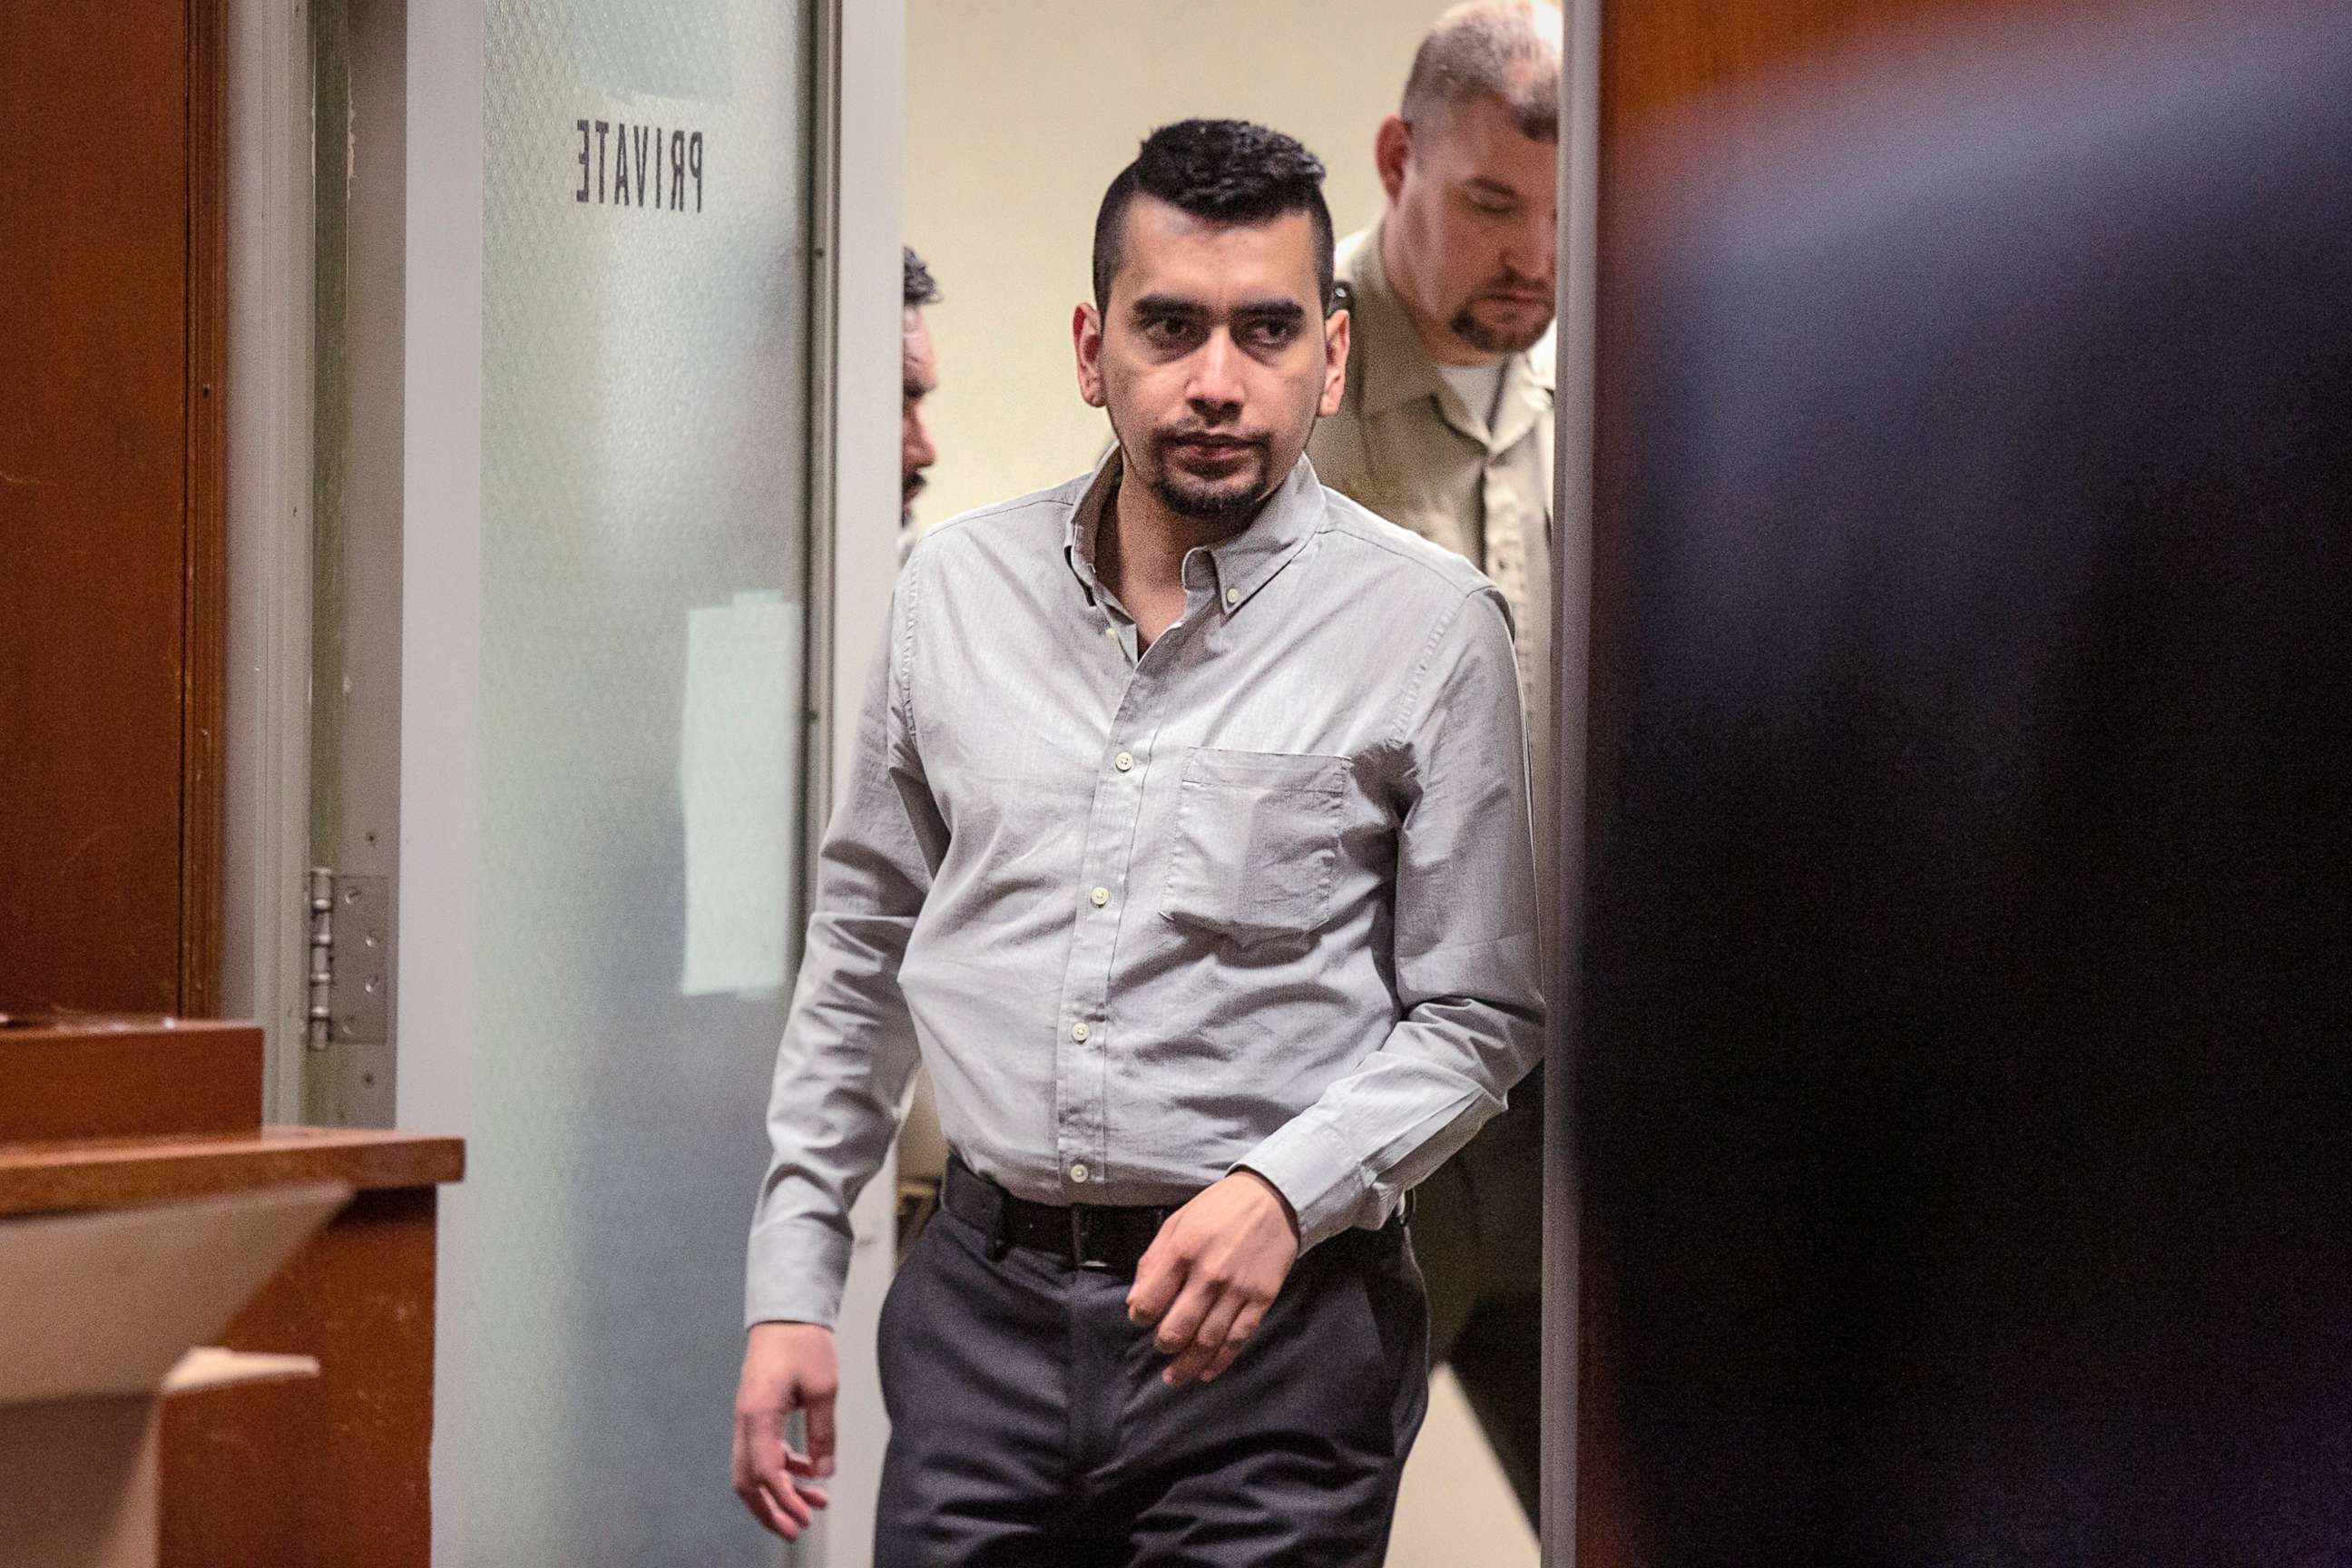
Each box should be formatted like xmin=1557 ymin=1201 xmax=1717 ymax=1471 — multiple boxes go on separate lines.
xmin=1071 ymin=1021 xmax=1090 ymax=1043
xmin=1090 ymin=887 xmax=1110 ymax=907
xmin=1069 ymin=1162 xmax=1091 ymax=1183
xmin=1223 ymin=586 xmax=1240 ymax=608
xmin=1114 ymin=751 xmax=1134 ymax=772
xmin=1103 ymin=624 xmax=1119 ymax=641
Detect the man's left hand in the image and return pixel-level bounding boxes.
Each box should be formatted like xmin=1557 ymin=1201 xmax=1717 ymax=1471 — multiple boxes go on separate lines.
xmin=1127 ymin=1169 xmax=1300 ymax=1387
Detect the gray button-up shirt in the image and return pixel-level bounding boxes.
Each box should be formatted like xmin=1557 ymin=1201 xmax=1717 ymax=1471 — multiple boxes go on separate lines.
xmin=747 ymin=453 xmax=1544 ymax=1328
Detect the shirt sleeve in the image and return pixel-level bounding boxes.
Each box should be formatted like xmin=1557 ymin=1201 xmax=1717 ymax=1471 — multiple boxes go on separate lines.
xmin=744 ymin=572 xmax=943 ymax=1328
xmin=1237 ymin=585 xmax=1546 ymax=1250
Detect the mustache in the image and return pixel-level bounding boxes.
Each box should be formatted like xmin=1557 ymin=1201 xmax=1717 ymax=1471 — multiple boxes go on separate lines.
xmin=1152 ymin=426 xmax=1269 ymax=450
xmin=1478 ymin=279 xmax=1553 ymax=302
xmin=902 ymin=472 xmax=928 ymax=501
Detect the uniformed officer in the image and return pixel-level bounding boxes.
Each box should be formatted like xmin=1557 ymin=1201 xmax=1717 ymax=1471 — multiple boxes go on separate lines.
xmin=1305 ymin=0 xmax=1563 ymax=1523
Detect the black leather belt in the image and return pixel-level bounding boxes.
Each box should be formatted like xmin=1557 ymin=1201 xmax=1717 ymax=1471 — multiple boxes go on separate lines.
xmin=941 ymin=1154 xmax=1411 ymax=1275
xmin=943 ymin=1155 xmax=1181 ymax=1274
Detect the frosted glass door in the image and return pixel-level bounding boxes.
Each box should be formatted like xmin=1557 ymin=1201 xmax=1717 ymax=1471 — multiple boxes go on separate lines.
xmin=448 ymin=1 xmax=814 ymax=1560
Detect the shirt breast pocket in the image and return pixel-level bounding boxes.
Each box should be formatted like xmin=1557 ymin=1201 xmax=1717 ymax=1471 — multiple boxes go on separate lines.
xmin=1160 ymin=749 xmax=1349 ymax=948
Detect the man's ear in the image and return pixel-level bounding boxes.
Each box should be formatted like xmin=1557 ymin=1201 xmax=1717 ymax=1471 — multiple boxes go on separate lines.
xmin=1375 ymin=116 xmax=1411 ymax=204
xmin=1319 ymin=308 xmax=1350 ymax=419
xmin=1074 ymin=302 xmax=1107 ymax=409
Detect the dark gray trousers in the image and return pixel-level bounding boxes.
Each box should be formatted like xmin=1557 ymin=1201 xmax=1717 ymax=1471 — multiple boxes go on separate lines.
xmin=873 ymin=1199 xmax=1429 ymax=1567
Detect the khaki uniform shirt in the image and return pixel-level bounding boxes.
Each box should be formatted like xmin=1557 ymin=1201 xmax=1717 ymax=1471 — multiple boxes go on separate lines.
xmin=1309 ymin=225 xmax=1557 ymax=937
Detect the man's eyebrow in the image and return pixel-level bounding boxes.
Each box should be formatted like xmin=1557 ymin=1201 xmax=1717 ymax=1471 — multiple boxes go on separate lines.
xmin=1127 ymin=293 xmax=1208 ymax=318
xmin=1128 ymin=293 xmax=1308 ymax=324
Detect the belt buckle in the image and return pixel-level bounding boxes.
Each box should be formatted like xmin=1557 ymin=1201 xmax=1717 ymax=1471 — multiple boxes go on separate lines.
xmin=1069 ymin=1206 xmax=1113 ymax=1271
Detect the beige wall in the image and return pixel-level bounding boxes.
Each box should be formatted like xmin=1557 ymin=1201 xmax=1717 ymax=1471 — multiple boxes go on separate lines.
xmin=905 ymin=0 xmax=1445 ymax=528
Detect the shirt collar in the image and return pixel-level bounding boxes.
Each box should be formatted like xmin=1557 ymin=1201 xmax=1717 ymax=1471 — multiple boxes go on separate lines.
xmin=1064 ymin=446 xmax=1326 ymax=618
xmin=1065 ymin=454 xmax=1119 ymax=602
xmin=1344 ymin=220 xmax=1559 ymax=441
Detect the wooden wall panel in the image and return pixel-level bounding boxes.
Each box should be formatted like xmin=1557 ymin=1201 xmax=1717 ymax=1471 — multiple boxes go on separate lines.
xmin=0 ymin=1019 xmax=261 ymax=1144
xmin=0 ymin=0 xmax=224 ymax=1015
xmin=1579 ymin=4 xmax=2055 ymax=1563
xmin=161 ymin=1187 xmax=443 ymax=1568
xmin=1602 ymin=0 xmax=1998 ymax=142
xmin=0 ymin=1130 xmax=464 ymax=1568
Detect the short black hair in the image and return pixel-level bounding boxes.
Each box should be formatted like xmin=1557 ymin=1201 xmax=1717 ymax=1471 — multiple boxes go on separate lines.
xmin=1091 ymin=119 xmax=1336 ymax=314
xmin=1402 ymin=1 xmax=1563 ymax=142
xmin=903 ymin=245 xmax=941 ymax=309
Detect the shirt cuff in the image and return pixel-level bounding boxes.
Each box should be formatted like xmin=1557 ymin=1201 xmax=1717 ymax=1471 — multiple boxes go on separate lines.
xmin=1235 ymin=1117 xmax=1373 ymax=1253
xmin=743 ymin=1214 xmax=853 ymax=1330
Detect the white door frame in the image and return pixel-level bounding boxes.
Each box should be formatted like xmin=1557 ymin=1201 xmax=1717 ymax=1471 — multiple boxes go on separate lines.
xmin=225 ymin=0 xmax=418 ymax=1129
xmin=1543 ymin=0 xmax=1602 ymax=1563
xmin=810 ymin=0 xmax=910 ymax=1562
xmin=220 ymin=0 xmax=318 ymax=1118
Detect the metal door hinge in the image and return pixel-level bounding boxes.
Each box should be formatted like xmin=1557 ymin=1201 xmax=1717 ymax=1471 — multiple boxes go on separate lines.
xmin=305 ymin=868 xmax=390 ymax=1051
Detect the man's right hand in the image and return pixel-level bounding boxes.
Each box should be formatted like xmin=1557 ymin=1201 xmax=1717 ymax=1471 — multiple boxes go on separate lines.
xmin=730 ymin=1321 xmax=838 ymax=1541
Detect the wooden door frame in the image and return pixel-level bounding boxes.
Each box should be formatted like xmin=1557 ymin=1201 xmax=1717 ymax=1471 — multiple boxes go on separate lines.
xmin=182 ymin=0 xmax=230 ymax=1017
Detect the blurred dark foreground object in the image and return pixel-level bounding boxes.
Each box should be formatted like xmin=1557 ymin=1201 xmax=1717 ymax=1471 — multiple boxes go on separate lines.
xmin=1575 ymin=3 xmax=2352 ymax=1564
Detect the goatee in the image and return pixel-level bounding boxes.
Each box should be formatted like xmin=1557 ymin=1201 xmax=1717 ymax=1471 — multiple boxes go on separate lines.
xmin=1448 ymin=306 xmax=1549 ymax=357
xmin=1150 ymin=472 xmax=1267 ymax=527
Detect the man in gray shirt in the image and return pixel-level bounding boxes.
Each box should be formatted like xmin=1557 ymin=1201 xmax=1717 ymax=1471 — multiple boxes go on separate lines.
xmin=732 ymin=118 xmax=1543 ymax=1565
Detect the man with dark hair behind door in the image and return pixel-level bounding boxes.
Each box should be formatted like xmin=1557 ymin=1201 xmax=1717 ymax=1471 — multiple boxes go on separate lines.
xmin=898 ymin=244 xmax=943 ymax=564
xmin=1308 ymin=0 xmax=1563 ymax=1522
